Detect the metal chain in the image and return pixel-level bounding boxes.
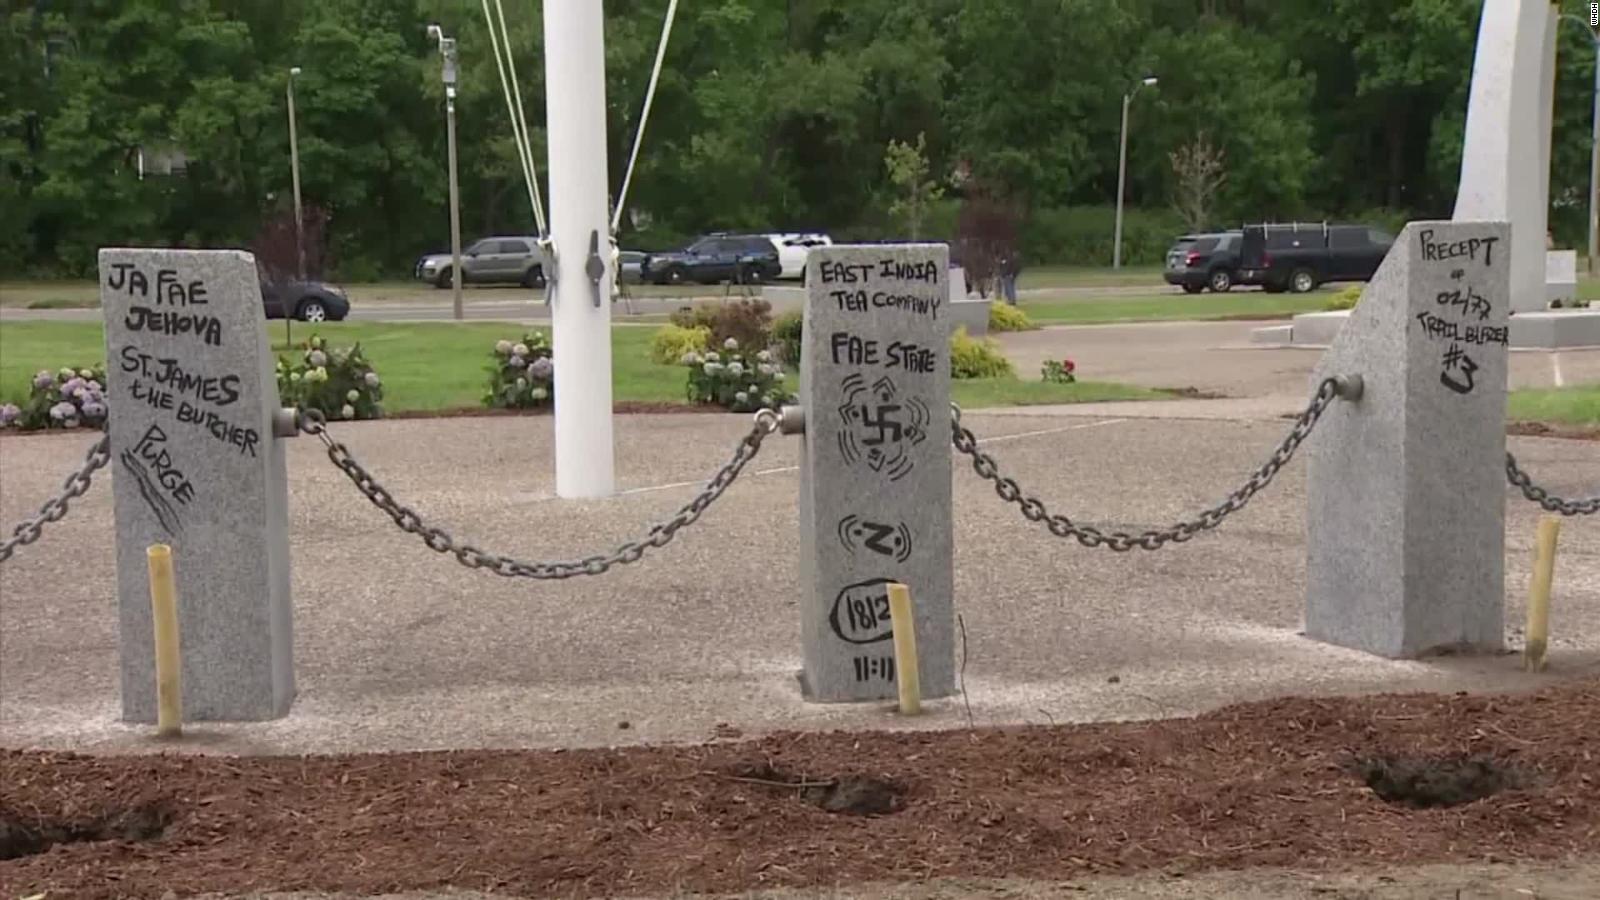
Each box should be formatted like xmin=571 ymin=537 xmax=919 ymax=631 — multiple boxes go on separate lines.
xmin=951 ymin=377 xmax=1344 ymax=551
xmin=1505 ymin=453 xmax=1599 ymax=516
xmin=299 ymin=409 xmax=780 ymax=578
xmin=0 ymin=434 xmax=113 ymax=565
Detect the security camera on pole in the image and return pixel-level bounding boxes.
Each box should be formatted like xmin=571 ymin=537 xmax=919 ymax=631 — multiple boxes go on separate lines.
xmin=428 ymin=24 xmax=465 ymax=321
xmin=543 ymin=0 xmax=615 ymax=498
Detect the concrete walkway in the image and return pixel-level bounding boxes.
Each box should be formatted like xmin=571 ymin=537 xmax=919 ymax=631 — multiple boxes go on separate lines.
xmin=2 ymin=406 xmax=1596 ymax=756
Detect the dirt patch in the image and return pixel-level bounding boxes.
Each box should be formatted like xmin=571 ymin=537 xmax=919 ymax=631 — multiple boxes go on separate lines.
xmin=1508 ymin=420 xmax=1600 ymax=441
xmin=1351 ymin=754 xmax=1521 ymax=809
xmin=3 ymin=682 xmax=1599 ymax=899
xmin=1158 ymin=386 xmax=1230 ymax=400
xmin=0 ymin=803 xmax=169 ymax=861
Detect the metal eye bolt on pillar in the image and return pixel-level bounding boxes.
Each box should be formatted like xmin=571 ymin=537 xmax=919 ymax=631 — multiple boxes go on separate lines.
xmin=428 ymin=24 xmax=465 ymax=321
xmin=1558 ymin=11 xmax=1600 ymax=275
xmin=1113 ymin=76 xmax=1158 ymax=271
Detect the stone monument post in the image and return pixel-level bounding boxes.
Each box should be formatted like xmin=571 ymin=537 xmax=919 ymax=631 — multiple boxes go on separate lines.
xmin=100 ymin=249 xmax=295 ymax=722
xmin=1305 ymin=222 xmax=1511 ymax=658
xmin=797 ymin=244 xmax=955 ymax=701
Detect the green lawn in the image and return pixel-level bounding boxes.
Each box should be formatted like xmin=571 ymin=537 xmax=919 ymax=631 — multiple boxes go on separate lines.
xmin=0 ymin=320 xmax=1156 ymax=414
xmin=1507 ymin=384 xmax=1600 ymax=426
xmin=1018 ymin=265 xmax=1166 ymax=290
xmin=1018 ymin=292 xmax=1330 ymax=325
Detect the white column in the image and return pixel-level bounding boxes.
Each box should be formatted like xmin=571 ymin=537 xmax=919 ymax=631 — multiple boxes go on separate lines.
xmin=544 ymin=0 xmax=615 ymax=498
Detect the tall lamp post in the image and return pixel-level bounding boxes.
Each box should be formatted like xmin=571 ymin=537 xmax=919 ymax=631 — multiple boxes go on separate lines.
xmin=428 ymin=24 xmax=464 ymax=320
xmin=1113 ymin=75 xmax=1159 ymax=270
xmin=286 ymin=66 xmax=305 ymax=280
xmin=1560 ymin=14 xmax=1600 ymax=275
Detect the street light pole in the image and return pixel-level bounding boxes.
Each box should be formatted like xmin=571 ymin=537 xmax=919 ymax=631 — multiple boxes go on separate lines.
xmin=287 ymin=67 xmax=305 ymax=281
xmin=429 ymin=26 xmax=464 ymax=320
xmin=1560 ymin=15 xmax=1600 ymax=274
xmin=1113 ymin=76 xmax=1158 ymax=271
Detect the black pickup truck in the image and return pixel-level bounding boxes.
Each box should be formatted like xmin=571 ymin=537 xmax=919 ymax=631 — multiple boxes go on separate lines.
xmin=1237 ymin=223 xmax=1394 ymax=293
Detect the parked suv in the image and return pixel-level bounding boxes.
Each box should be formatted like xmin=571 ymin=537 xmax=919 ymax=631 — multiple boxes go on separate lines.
xmin=414 ymin=236 xmax=545 ymax=289
xmin=1164 ymin=231 xmax=1243 ymax=293
xmin=1238 ymin=223 xmax=1393 ymax=293
xmin=641 ymin=234 xmax=782 ymax=285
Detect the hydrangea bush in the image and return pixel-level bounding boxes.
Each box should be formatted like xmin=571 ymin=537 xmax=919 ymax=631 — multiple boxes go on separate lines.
xmin=1 ymin=365 xmax=109 ymax=430
xmin=484 ymin=330 xmax=555 ymax=409
xmin=683 ymin=338 xmax=792 ymax=413
xmin=276 ymin=335 xmax=384 ymax=420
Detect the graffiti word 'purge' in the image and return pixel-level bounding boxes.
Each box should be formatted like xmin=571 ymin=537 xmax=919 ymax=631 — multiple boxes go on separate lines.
xmin=817 ymin=259 xmax=941 ymax=284
xmin=833 ymin=290 xmax=941 ymax=319
xmin=1418 ymin=229 xmax=1499 ymax=267
xmin=1415 ymin=311 xmax=1508 ymax=346
xmin=120 ymin=346 xmax=240 ymax=406
xmin=131 ymin=423 xmax=196 ymax=504
xmin=125 ymin=306 xmax=222 ymax=346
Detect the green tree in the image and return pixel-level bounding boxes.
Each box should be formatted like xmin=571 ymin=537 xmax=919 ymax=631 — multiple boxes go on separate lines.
xmin=884 ymin=132 xmax=943 ymax=238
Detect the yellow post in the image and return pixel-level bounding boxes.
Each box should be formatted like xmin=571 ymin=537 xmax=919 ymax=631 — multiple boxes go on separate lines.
xmin=886 ymin=583 xmax=921 ymax=716
xmin=147 ymin=544 xmax=182 ymax=737
xmin=1525 ymin=516 xmax=1561 ymax=673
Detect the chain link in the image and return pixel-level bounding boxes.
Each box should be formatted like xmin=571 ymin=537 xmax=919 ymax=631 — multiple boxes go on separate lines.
xmin=299 ymin=409 xmax=779 ymax=578
xmin=951 ymin=378 xmax=1344 ymax=551
xmin=0 ymin=434 xmax=113 ymax=565
xmin=1505 ymin=452 xmax=1599 ymax=516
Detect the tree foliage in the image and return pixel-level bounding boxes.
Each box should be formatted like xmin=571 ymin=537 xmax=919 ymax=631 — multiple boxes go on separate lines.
xmin=4 ymin=0 xmax=1599 ymax=276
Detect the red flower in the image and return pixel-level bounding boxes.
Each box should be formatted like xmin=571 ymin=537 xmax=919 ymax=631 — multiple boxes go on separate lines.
xmin=1062 ymin=359 xmax=1076 ymax=372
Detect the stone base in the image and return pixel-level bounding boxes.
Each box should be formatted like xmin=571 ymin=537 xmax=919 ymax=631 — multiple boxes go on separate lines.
xmin=949 ymin=299 xmax=990 ymax=336
xmin=1252 ymin=308 xmax=1600 ymax=349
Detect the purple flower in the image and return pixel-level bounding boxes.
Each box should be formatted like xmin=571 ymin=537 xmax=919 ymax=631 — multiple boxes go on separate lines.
xmin=33 ymin=371 xmax=54 ymax=389
xmin=0 ymin=404 xmax=19 ymax=426
xmin=80 ymin=401 xmax=107 ymax=419
xmin=529 ymin=358 xmax=553 ymax=380
xmin=509 ymin=355 xmax=525 ymax=369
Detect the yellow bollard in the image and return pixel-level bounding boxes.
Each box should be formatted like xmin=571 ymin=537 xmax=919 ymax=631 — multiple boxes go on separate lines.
xmin=886 ymin=583 xmax=921 ymax=716
xmin=146 ymin=544 xmax=182 ymax=737
xmin=1525 ymin=516 xmax=1561 ymax=673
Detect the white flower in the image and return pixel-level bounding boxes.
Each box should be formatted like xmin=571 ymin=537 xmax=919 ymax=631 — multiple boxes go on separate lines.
xmin=364 ymin=372 xmax=380 ymax=387
xmin=757 ymin=363 xmax=775 ymax=376
xmin=79 ymin=368 xmax=95 ymax=379
xmin=512 ymin=343 xmax=530 ymax=357
xmin=681 ymin=351 xmax=702 ymax=366
xmin=310 ymin=336 xmax=324 ymax=350
xmin=340 ymin=404 xmax=355 ymax=419
xmin=747 ymin=384 xmax=759 ymax=395
xmin=723 ymin=337 xmax=739 ymax=350
xmin=290 ymin=372 xmax=303 ymax=382
xmin=756 ymin=350 xmax=772 ymax=362
xmin=495 ymin=339 xmax=513 ymax=355
xmin=346 ymin=389 xmax=360 ymax=402
xmin=703 ymin=362 xmax=722 ymax=375
xmin=49 ymin=401 xmax=73 ymax=420
xmin=530 ymin=387 xmax=548 ymax=400
xmin=775 ymin=371 xmax=785 ymax=381
xmin=313 ymin=366 xmax=328 ymax=382
xmin=307 ymin=349 xmax=327 ymax=367
xmin=516 ymin=377 xmax=527 ymax=389
xmin=704 ymin=351 xmax=720 ymax=363
xmin=735 ymin=391 xmax=749 ymax=404
xmin=57 ymin=367 xmax=74 ymax=380
xmin=728 ymin=362 xmax=744 ymax=377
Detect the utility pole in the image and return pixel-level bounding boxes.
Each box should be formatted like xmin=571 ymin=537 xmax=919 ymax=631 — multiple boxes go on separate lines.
xmin=429 ymin=25 xmax=464 ymax=320
xmin=544 ymin=0 xmax=615 ymax=498
xmin=1113 ymin=76 xmax=1158 ymax=270
xmin=1560 ymin=14 xmax=1600 ymax=274
xmin=287 ymin=67 xmax=305 ymax=281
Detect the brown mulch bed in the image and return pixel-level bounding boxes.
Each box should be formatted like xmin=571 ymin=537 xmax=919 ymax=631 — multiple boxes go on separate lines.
xmin=4 ymin=684 xmax=1599 ymax=898
xmin=1508 ymin=420 xmax=1600 ymax=441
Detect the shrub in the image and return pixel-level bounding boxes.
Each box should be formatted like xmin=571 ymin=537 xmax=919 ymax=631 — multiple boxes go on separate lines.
xmin=1 ymin=365 xmax=109 ymax=431
xmin=1041 ymin=358 xmax=1077 ymax=384
xmin=277 ymin=335 xmax=384 ymax=420
xmin=988 ymin=302 xmax=1037 ymax=332
xmin=649 ymin=324 xmax=710 ymax=365
xmin=683 ymin=337 xmax=792 ymax=412
xmin=772 ymin=311 xmax=804 ymax=367
xmin=950 ymin=327 xmax=1014 ymax=379
xmin=674 ymin=299 xmax=774 ymax=350
xmin=483 ymin=330 xmax=555 ymax=410
xmin=1325 ymin=284 xmax=1363 ymax=311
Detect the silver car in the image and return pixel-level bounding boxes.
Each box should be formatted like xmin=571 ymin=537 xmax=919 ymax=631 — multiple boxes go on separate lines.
xmin=414 ymin=236 xmax=546 ymax=289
